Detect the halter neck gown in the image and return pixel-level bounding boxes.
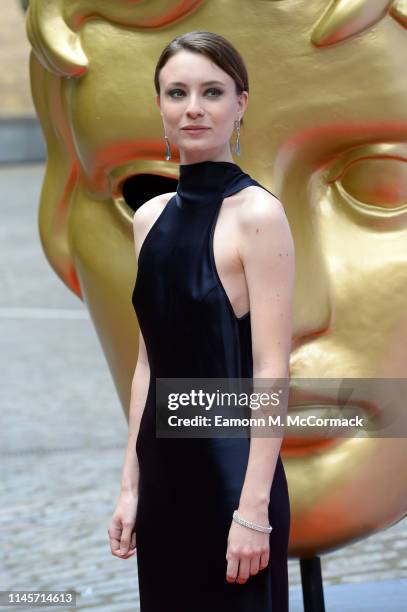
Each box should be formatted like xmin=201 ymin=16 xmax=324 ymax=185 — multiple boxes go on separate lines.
xmin=132 ymin=160 xmax=290 ymax=612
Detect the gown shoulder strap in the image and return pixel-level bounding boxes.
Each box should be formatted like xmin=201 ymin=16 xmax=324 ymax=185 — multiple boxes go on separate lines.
xmin=223 ymin=174 xmax=279 ymax=201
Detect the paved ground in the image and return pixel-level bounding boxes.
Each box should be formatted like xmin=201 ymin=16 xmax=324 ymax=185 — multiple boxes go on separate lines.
xmin=0 ymin=163 xmax=406 ymax=610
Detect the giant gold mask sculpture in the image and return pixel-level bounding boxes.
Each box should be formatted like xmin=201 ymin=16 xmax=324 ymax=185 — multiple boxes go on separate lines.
xmin=26 ymin=0 xmax=407 ymax=556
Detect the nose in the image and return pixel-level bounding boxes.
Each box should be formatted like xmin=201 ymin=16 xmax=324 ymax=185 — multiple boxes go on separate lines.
xmin=185 ymin=93 xmax=204 ymax=116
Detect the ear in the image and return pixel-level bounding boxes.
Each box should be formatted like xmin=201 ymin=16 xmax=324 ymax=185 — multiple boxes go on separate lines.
xmin=238 ymin=90 xmax=249 ymax=118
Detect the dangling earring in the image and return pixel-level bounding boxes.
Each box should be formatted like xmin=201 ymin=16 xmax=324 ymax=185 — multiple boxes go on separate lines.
xmin=164 ymin=133 xmax=171 ymax=161
xmin=234 ymin=119 xmax=241 ymax=156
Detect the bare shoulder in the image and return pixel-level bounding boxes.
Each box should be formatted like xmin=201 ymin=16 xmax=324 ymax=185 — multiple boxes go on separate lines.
xmin=132 ymin=192 xmax=176 ymax=255
xmin=235 ymin=185 xmax=294 ymax=259
xmin=237 ymin=185 xmax=288 ymax=234
xmin=236 ymin=185 xmax=287 ymax=229
xmin=132 ymin=192 xmax=175 ymax=233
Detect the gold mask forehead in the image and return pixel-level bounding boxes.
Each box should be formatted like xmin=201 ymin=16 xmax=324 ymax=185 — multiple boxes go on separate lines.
xmin=26 ymin=0 xmax=205 ymax=77
xmin=26 ymin=0 xmax=407 ymax=79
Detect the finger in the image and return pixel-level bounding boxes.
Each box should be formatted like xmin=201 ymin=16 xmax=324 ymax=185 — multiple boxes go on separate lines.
xmin=237 ymin=557 xmax=250 ymax=584
xmin=259 ymin=549 xmax=269 ymax=570
xmin=120 ymin=548 xmax=136 ymax=559
xmin=250 ymin=554 xmax=260 ymax=576
xmin=130 ymin=529 xmax=137 ymax=550
xmin=119 ymin=523 xmax=134 ymax=555
xmin=108 ymin=523 xmax=123 ymax=556
xmin=226 ymin=555 xmax=239 ymax=583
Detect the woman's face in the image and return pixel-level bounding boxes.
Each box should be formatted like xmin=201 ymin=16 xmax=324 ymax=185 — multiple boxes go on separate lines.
xmin=157 ymin=49 xmax=247 ymax=163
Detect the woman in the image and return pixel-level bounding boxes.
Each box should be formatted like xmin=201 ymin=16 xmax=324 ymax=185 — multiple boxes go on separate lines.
xmin=108 ymin=30 xmax=295 ymax=612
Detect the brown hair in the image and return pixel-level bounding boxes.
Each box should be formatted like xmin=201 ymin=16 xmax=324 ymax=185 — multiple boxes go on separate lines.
xmin=154 ymin=30 xmax=248 ymax=127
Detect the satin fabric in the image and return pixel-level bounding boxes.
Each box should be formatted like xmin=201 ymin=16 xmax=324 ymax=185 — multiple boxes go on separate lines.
xmin=132 ymin=160 xmax=290 ymax=611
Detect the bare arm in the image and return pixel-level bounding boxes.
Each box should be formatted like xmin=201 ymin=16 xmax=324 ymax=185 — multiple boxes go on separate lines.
xmin=237 ymin=188 xmax=295 ymax=515
xmin=119 ymin=209 xmax=151 ymax=494
xmin=119 ymin=193 xmax=174 ymax=494
xmin=109 ymin=195 xmax=173 ymax=558
xmin=119 ymin=328 xmax=150 ymax=493
xmin=225 ymin=188 xmax=294 ymax=584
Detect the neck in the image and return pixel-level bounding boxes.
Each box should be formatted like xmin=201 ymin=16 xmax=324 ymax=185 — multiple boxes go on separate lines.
xmin=179 ymin=147 xmax=235 ymax=166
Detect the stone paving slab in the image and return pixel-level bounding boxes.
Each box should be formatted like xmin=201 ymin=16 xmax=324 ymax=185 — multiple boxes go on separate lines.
xmin=289 ymin=579 xmax=407 ymax=612
xmin=1 ymin=163 xmax=406 ymax=611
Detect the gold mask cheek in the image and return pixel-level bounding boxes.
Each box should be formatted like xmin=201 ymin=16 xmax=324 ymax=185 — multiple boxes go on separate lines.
xmin=29 ymin=48 xmax=140 ymax=410
xmin=27 ymin=0 xmax=407 ymax=557
xmin=28 ymin=51 xmax=81 ymax=297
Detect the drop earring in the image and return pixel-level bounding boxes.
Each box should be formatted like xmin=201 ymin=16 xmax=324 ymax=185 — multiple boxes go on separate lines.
xmin=234 ymin=119 xmax=241 ymax=157
xmin=164 ymin=133 xmax=171 ymax=161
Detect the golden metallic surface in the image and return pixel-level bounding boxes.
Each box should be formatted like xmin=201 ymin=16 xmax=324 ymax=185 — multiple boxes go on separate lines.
xmin=311 ymin=0 xmax=405 ymax=46
xmin=26 ymin=0 xmax=407 ymax=556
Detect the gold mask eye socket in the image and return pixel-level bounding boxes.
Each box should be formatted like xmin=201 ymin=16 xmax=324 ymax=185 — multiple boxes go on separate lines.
xmin=339 ymin=158 xmax=407 ymax=213
xmin=325 ymin=143 xmax=407 ymax=222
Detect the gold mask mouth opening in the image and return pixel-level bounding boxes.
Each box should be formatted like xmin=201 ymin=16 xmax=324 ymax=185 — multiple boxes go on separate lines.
xmin=112 ymin=164 xmax=178 ymax=224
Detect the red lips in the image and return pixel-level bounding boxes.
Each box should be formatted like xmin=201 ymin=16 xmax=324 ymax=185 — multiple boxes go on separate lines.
xmin=182 ymin=125 xmax=210 ymax=130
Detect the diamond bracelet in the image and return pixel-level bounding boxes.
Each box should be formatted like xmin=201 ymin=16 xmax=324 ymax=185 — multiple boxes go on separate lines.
xmin=232 ymin=510 xmax=273 ymax=534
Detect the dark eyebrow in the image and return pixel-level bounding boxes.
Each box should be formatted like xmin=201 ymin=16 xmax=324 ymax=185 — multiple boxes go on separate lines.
xmin=166 ymin=80 xmax=225 ymax=87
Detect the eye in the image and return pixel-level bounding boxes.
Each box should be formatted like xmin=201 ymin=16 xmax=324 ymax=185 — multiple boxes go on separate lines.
xmin=205 ymin=87 xmax=223 ymax=98
xmin=167 ymin=89 xmax=185 ymax=98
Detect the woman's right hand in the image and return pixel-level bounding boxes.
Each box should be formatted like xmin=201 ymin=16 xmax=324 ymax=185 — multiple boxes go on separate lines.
xmin=108 ymin=490 xmax=139 ymax=559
